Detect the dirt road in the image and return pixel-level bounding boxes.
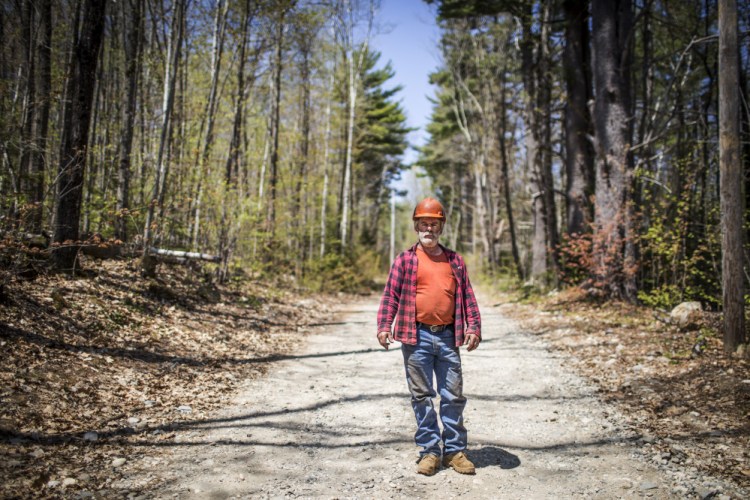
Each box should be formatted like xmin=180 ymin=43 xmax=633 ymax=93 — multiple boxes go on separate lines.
xmin=140 ymin=294 xmax=733 ymax=498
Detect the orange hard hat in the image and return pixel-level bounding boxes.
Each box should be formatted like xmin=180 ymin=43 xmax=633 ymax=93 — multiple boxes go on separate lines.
xmin=413 ymin=197 xmax=446 ymax=220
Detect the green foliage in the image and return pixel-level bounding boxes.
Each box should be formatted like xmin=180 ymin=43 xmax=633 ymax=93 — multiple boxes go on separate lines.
xmin=637 ymin=284 xmax=682 ymax=310
xmin=303 ymin=248 xmax=382 ymax=294
xmin=427 ymin=0 xmax=519 ymax=19
xmin=354 ymin=49 xmax=411 ymax=204
xmin=474 ymin=266 xmax=518 ymax=293
xmin=636 ymin=162 xmax=723 ymax=310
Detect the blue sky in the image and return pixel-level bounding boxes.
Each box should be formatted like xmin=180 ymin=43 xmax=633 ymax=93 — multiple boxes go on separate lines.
xmin=371 ymin=0 xmax=441 ymax=166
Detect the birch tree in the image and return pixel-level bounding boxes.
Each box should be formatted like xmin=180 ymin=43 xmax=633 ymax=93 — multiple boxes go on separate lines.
xmin=190 ymin=0 xmax=229 ymax=250
xmin=142 ymin=0 xmax=185 ymax=275
xmin=335 ymin=0 xmax=376 ymax=250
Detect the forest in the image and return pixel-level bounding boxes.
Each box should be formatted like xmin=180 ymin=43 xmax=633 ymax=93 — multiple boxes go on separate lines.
xmin=1 ymin=0 xmax=750 ymax=496
xmin=1 ymin=0 xmax=748 ymax=352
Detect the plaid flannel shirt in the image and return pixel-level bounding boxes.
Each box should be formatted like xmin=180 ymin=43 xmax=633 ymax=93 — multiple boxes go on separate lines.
xmin=377 ymin=243 xmax=481 ymax=347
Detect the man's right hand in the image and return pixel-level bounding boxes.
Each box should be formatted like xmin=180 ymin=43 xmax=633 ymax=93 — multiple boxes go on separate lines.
xmin=377 ymin=331 xmax=393 ymax=350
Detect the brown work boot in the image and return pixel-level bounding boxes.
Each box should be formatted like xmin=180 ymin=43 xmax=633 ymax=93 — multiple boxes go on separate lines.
xmin=442 ymin=451 xmax=476 ymax=474
xmin=416 ymin=454 xmax=441 ymax=476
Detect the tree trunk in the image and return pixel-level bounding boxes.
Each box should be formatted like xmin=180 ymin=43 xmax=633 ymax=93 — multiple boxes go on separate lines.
xmin=519 ymin=8 xmax=547 ymax=282
xmin=337 ymin=0 xmax=373 ymax=251
xmin=219 ymin=0 xmax=253 ymax=282
xmin=52 ymin=0 xmax=107 ymax=271
xmin=19 ymin=0 xmax=35 ymax=214
xmin=225 ymin=0 xmax=250 ymax=186
xmin=340 ymin=41 xmax=356 ymax=249
xmin=190 ymin=0 xmax=228 ymax=250
xmin=29 ymin=0 xmax=52 ymax=233
xmin=538 ymin=1 xmax=559 ymax=285
xmin=563 ymin=0 xmax=594 ymax=237
xmin=718 ymin=0 xmax=746 ymax=353
xmin=141 ymin=0 xmax=184 ymax=275
xmin=294 ymin=34 xmax=312 ymax=276
xmin=473 ymin=153 xmax=493 ymax=264
xmin=267 ymin=9 xmax=286 ymax=237
xmin=591 ymin=0 xmax=636 ymax=300
xmin=320 ymin=63 xmax=334 ymax=258
xmin=201 ymin=0 xmax=228 ymax=174
xmin=115 ymin=0 xmax=142 ymax=241
xmin=531 ymin=193 xmax=547 ymax=279
xmin=495 ymin=64 xmax=523 ymax=281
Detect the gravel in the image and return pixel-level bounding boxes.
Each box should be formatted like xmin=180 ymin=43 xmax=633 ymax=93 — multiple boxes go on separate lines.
xmin=130 ymin=294 xmax=747 ymax=499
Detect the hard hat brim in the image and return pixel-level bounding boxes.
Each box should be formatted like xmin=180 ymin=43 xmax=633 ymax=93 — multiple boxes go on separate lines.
xmin=413 ymin=212 xmax=445 ymax=219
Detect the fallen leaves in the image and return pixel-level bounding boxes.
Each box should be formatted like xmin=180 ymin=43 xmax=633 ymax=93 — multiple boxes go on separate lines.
xmin=0 ymin=259 xmax=333 ymax=498
xmin=497 ymin=287 xmax=750 ymax=490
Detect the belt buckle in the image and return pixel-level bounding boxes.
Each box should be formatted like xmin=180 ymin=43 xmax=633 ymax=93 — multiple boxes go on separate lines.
xmin=429 ymin=324 xmax=440 ymax=332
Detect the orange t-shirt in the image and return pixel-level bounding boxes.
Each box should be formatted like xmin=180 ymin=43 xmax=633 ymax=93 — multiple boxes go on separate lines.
xmin=415 ymin=246 xmax=456 ymax=325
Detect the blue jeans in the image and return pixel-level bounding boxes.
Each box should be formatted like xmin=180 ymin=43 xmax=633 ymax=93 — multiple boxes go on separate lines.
xmin=401 ymin=325 xmax=467 ymax=457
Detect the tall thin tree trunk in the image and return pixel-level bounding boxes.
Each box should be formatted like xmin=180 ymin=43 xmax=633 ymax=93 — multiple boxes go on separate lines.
xmin=219 ymin=0 xmax=252 ymax=282
xmin=337 ymin=0 xmax=373 ymax=251
xmin=115 ymin=0 xmax=141 ymax=241
xmin=225 ymin=3 xmax=249 ymax=186
xmin=718 ymin=0 xmax=746 ymax=352
xmin=563 ymin=0 xmax=594 ymax=236
xmin=19 ymin=0 xmax=35 ymax=223
xmin=538 ymin=0 xmax=559 ymax=284
xmin=142 ymin=0 xmax=184 ymax=275
xmin=29 ymin=0 xmax=51 ymax=232
xmin=53 ymin=0 xmax=107 ymax=271
xmin=496 ymin=64 xmax=523 ymax=281
xmin=320 ymin=63 xmax=334 ymax=258
xmin=519 ymin=6 xmax=546 ymax=282
xmin=189 ymin=0 xmax=228 ymax=250
xmin=473 ymin=154 xmax=492 ymax=262
xmin=267 ymin=9 xmax=286 ymax=237
xmin=340 ymin=43 xmax=356 ymax=249
xmin=296 ymin=44 xmax=312 ymax=275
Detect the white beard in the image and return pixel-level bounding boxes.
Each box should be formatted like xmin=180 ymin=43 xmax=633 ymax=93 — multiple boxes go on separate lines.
xmin=418 ymin=231 xmax=439 ymax=248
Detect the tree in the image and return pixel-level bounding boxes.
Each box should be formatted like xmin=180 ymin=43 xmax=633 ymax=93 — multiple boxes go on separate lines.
xmin=718 ymin=0 xmax=746 ymax=352
xmin=336 ymin=0 xmax=376 ymax=250
xmin=562 ymin=0 xmax=594 ymax=236
xmin=353 ymin=50 xmax=410 ymax=247
xmin=520 ymin=0 xmax=559 ymax=284
xmin=115 ymin=0 xmax=143 ymax=242
xmin=141 ymin=0 xmax=185 ymax=275
xmin=52 ymin=0 xmax=107 ymax=271
xmin=267 ymin=1 xmax=295 ymax=238
xmin=590 ymin=0 xmax=636 ymax=300
xmin=27 ymin=0 xmax=52 ymax=233
xmin=191 ymin=0 xmax=229 ymax=250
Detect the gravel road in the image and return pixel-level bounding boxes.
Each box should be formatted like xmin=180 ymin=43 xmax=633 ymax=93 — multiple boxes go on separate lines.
xmin=144 ymin=294 xmax=736 ymax=499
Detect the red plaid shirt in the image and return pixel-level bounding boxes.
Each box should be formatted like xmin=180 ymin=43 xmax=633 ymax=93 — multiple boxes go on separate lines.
xmin=377 ymin=243 xmax=481 ymax=347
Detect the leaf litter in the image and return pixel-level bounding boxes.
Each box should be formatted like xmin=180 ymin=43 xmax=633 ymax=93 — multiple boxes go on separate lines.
xmin=0 ymin=258 xmax=333 ymax=498
xmin=496 ymin=287 xmax=749 ymax=492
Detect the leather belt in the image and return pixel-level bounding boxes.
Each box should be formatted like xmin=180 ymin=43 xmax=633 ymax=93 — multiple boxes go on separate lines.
xmin=417 ymin=322 xmax=452 ymax=333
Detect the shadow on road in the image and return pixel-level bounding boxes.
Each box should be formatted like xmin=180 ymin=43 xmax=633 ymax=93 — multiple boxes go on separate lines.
xmin=0 ymin=323 xmax=385 ymax=366
xmin=471 ymin=445 xmax=521 ymax=469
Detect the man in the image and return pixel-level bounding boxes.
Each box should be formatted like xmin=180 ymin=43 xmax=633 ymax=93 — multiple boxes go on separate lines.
xmin=377 ymin=197 xmax=481 ymax=476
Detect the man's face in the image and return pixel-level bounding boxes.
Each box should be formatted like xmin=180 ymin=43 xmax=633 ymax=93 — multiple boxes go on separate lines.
xmin=415 ymin=217 xmax=443 ymax=248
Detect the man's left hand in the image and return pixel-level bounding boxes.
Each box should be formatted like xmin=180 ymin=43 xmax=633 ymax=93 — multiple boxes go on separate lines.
xmin=464 ymin=333 xmax=480 ymax=351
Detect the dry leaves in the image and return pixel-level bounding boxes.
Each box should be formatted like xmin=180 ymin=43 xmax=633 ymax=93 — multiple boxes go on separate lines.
xmin=496 ymin=287 xmax=750 ymax=490
xmin=0 ymin=259 xmax=333 ymax=498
